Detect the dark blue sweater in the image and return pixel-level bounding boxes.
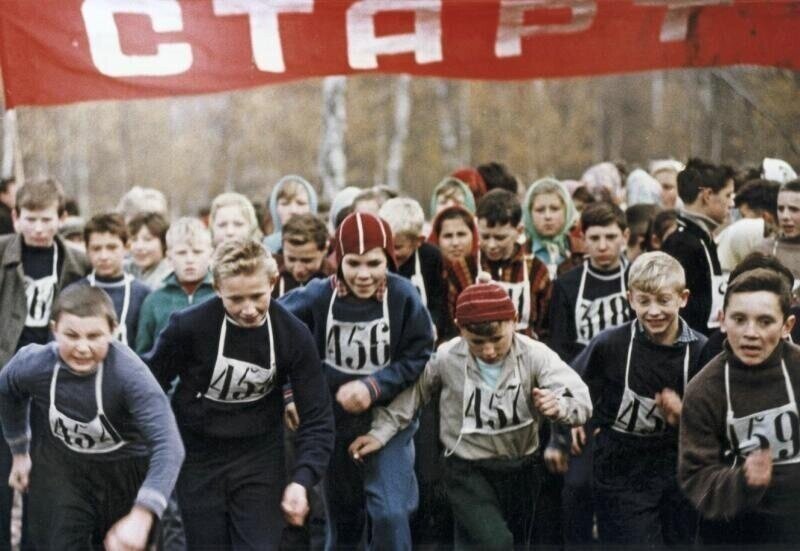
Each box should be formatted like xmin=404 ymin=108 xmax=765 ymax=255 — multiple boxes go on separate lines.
xmin=279 ymin=274 xmax=434 ymax=405
xmin=145 ymin=297 xmax=334 ymax=489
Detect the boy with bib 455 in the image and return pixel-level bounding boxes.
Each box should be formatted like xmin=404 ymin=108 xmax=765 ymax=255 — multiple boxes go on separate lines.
xmin=571 ymin=252 xmax=706 ymax=545
xmin=349 ymin=283 xmax=591 ymax=548
xmin=680 ymin=268 xmax=800 ymax=545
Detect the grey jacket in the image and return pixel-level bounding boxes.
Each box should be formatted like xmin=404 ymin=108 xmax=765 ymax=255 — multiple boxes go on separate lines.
xmin=0 ymin=235 xmax=89 ymax=367
xmin=370 ymin=334 xmax=591 ymax=461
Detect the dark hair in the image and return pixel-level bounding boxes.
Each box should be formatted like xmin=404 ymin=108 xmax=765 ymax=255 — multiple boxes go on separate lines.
xmin=334 ymin=204 xmax=354 ymax=230
xmin=677 ymin=158 xmax=735 ymax=204
xmin=475 ymin=189 xmax=521 ymax=227
xmin=724 ymin=268 xmax=791 ymax=318
xmin=580 ymin=201 xmax=627 ymax=233
xmin=625 ymin=204 xmax=659 ymax=247
xmin=15 ymin=178 xmax=66 ymax=216
xmin=282 ymin=213 xmax=329 ymax=251
xmin=477 ymin=162 xmax=518 ymax=194
xmin=734 ymin=179 xmax=779 ymax=214
xmin=84 ymin=213 xmax=129 ymax=246
xmin=0 ymin=177 xmax=15 ymax=194
xmin=64 ymin=198 xmax=80 ymax=217
xmin=729 ymin=252 xmax=794 ymax=290
xmin=571 ymin=186 xmax=595 ymax=207
xmin=128 ymin=212 xmax=169 ymax=254
xmin=646 ymin=209 xmax=678 ymax=251
xmin=460 ymin=320 xmax=505 ymax=336
xmin=780 ymin=179 xmax=800 ymax=194
xmin=52 ymin=286 xmax=117 ymax=329
xmin=437 ymin=207 xmax=475 ymax=229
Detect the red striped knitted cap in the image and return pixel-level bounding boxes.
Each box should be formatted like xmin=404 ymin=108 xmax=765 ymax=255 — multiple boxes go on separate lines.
xmin=455 ymin=283 xmax=516 ymax=324
xmin=335 ymin=211 xmax=397 ymax=270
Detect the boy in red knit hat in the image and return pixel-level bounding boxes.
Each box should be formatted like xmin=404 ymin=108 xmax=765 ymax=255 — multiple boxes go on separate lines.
xmin=349 ymin=282 xmax=591 ymax=547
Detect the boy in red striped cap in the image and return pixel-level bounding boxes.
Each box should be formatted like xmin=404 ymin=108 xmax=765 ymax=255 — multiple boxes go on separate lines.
xmin=279 ymin=211 xmax=434 ymax=550
xmin=349 ymin=282 xmax=591 ymax=547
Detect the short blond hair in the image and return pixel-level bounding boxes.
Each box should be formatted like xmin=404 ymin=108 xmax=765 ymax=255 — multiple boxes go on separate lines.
xmin=628 ymin=251 xmax=685 ymax=294
xmin=166 ymin=217 xmax=212 ymax=251
xmin=212 ymin=238 xmax=277 ymax=285
xmin=210 ymin=192 xmax=262 ymax=241
xmin=378 ymin=197 xmax=425 ymax=237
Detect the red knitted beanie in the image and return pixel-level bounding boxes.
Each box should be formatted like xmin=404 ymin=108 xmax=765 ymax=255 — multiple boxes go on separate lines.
xmin=455 ymin=283 xmax=516 ymax=324
xmin=335 ymin=211 xmax=397 ymax=269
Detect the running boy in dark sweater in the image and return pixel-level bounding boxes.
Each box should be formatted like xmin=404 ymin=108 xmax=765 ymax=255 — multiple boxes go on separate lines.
xmin=572 ymin=251 xmax=706 ymax=545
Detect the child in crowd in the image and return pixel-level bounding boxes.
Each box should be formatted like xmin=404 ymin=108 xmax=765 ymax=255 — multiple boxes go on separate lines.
xmin=280 ymin=212 xmax=434 ymax=550
xmin=680 ymin=269 xmax=800 ymax=544
xmin=349 ymin=283 xmax=591 ymax=548
xmin=476 ymin=189 xmax=551 ymax=339
xmin=570 ymin=252 xmax=706 ymax=545
xmin=430 ymin=176 xmax=477 ymax=217
xmin=625 ymin=204 xmax=660 ymax=262
xmin=68 ymin=213 xmax=151 ymax=347
xmin=0 ymin=178 xmax=89 ymax=549
xmin=522 ymin=178 xmax=579 ymax=279
xmin=428 ymin=205 xmax=480 ymax=342
xmin=379 ymin=197 xmax=445 ymax=336
xmin=128 ymin=212 xmax=172 ymax=289
xmin=759 ymin=179 xmax=800 ymax=284
xmin=146 ymin=239 xmax=334 ymax=549
xmin=263 ymin=175 xmax=317 ymax=253
xmin=209 ymin=192 xmax=262 ymax=247
xmin=135 ymin=217 xmax=215 ymax=355
xmin=273 ymin=213 xmax=334 ymax=299
xmin=0 ymin=286 xmax=184 ymax=550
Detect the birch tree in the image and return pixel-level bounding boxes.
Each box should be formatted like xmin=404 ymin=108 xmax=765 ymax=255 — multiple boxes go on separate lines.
xmin=386 ymin=75 xmax=411 ymax=190
xmin=318 ymin=76 xmax=347 ymax=201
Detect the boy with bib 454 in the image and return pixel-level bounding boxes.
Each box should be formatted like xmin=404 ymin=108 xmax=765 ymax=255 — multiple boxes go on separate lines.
xmin=349 ymin=283 xmax=591 ymax=548
xmin=680 ymin=268 xmax=800 ymax=545
xmin=571 ymin=252 xmax=706 ymax=545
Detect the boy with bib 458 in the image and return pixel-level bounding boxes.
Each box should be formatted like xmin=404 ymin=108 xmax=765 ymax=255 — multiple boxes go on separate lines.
xmin=349 ymin=283 xmax=591 ymax=548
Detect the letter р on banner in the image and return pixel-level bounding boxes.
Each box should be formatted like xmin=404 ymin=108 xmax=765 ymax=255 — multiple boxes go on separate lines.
xmin=0 ymin=0 xmax=798 ymax=108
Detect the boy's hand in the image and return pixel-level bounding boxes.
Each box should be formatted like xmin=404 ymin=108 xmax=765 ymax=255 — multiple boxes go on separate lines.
xmin=281 ymin=482 xmax=309 ymax=526
xmin=104 ymin=505 xmax=153 ymax=551
xmin=571 ymin=426 xmax=586 ymax=456
xmin=284 ymin=403 xmax=300 ymax=432
xmin=8 ymin=453 xmax=31 ymax=493
xmin=744 ymin=449 xmax=773 ymax=488
xmin=336 ymin=380 xmax=373 ymax=414
xmin=655 ymin=388 xmax=682 ymax=427
xmin=544 ymin=447 xmax=569 ymax=474
xmin=348 ymin=435 xmax=383 ymax=462
xmin=532 ymin=388 xmax=561 ymax=420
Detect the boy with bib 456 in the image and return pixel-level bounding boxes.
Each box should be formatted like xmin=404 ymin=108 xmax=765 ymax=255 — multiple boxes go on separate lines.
xmin=349 ymin=283 xmax=591 ymax=548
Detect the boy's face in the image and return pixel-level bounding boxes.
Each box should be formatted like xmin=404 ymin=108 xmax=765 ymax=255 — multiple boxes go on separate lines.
xmin=52 ymin=313 xmax=113 ymax=374
xmin=777 ymin=190 xmax=800 ymax=239
xmin=531 ymin=192 xmax=566 ymax=238
xmin=276 ymin=189 xmax=310 ymax=225
xmin=583 ymin=223 xmax=628 ymax=270
xmin=460 ymin=320 xmax=515 ymax=364
xmin=628 ymin=287 xmax=689 ymax=343
xmin=14 ymin=205 xmax=60 ymax=248
xmin=282 ymin=239 xmax=326 ymax=284
xmin=393 ymin=234 xmax=421 ymax=268
xmin=212 ymin=205 xmax=250 ymax=246
xmin=340 ymin=247 xmax=387 ymax=299
xmin=723 ymin=291 xmax=795 ymax=366
xmin=169 ymin=241 xmax=212 ymax=284
xmin=86 ymin=232 xmax=127 ymax=279
xmin=130 ymin=226 xmax=164 ymax=271
xmin=477 ymin=220 xmax=521 ymax=262
xmin=655 ymin=170 xmax=678 ymax=209
xmin=701 ymin=179 xmax=735 ymax=225
xmin=215 ymin=268 xmax=272 ymax=327
xmin=439 ymin=217 xmax=473 ymax=263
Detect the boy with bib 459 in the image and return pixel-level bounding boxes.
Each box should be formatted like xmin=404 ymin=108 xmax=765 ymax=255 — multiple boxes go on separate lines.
xmin=571 ymin=252 xmax=707 ymax=545
xmin=349 ymin=283 xmax=591 ymax=548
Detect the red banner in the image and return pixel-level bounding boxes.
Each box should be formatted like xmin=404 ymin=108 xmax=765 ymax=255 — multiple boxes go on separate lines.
xmin=1 ymin=0 xmax=798 ymax=108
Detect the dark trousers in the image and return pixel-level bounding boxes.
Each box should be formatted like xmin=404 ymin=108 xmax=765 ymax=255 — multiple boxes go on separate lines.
xmin=444 ymin=453 xmax=542 ymax=550
xmin=562 ymin=428 xmax=595 ymax=546
xmin=593 ymin=430 xmax=695 ymax=546
xmin=177 ymin=434 xmax=285 ymax=551
xmin=27 ymin=443 xmax=149 ymax=551
xmin=281 ymin=428 xmax=326 ymax=550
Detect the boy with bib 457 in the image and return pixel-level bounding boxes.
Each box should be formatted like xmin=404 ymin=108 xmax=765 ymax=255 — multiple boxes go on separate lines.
xmin=349 ymin=283 xmax=591 ymax=548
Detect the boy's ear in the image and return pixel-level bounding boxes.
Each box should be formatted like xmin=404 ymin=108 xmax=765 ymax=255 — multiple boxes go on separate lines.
xmin=679 ymin=288 xmax=690 ymax=308
xmin=784 ymin=314 xmax=796 ymax=340
xmin=415 ymin=235 xmax=425 ymax=247
xmin=621 ymin=228 xmax=631 ymax=243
